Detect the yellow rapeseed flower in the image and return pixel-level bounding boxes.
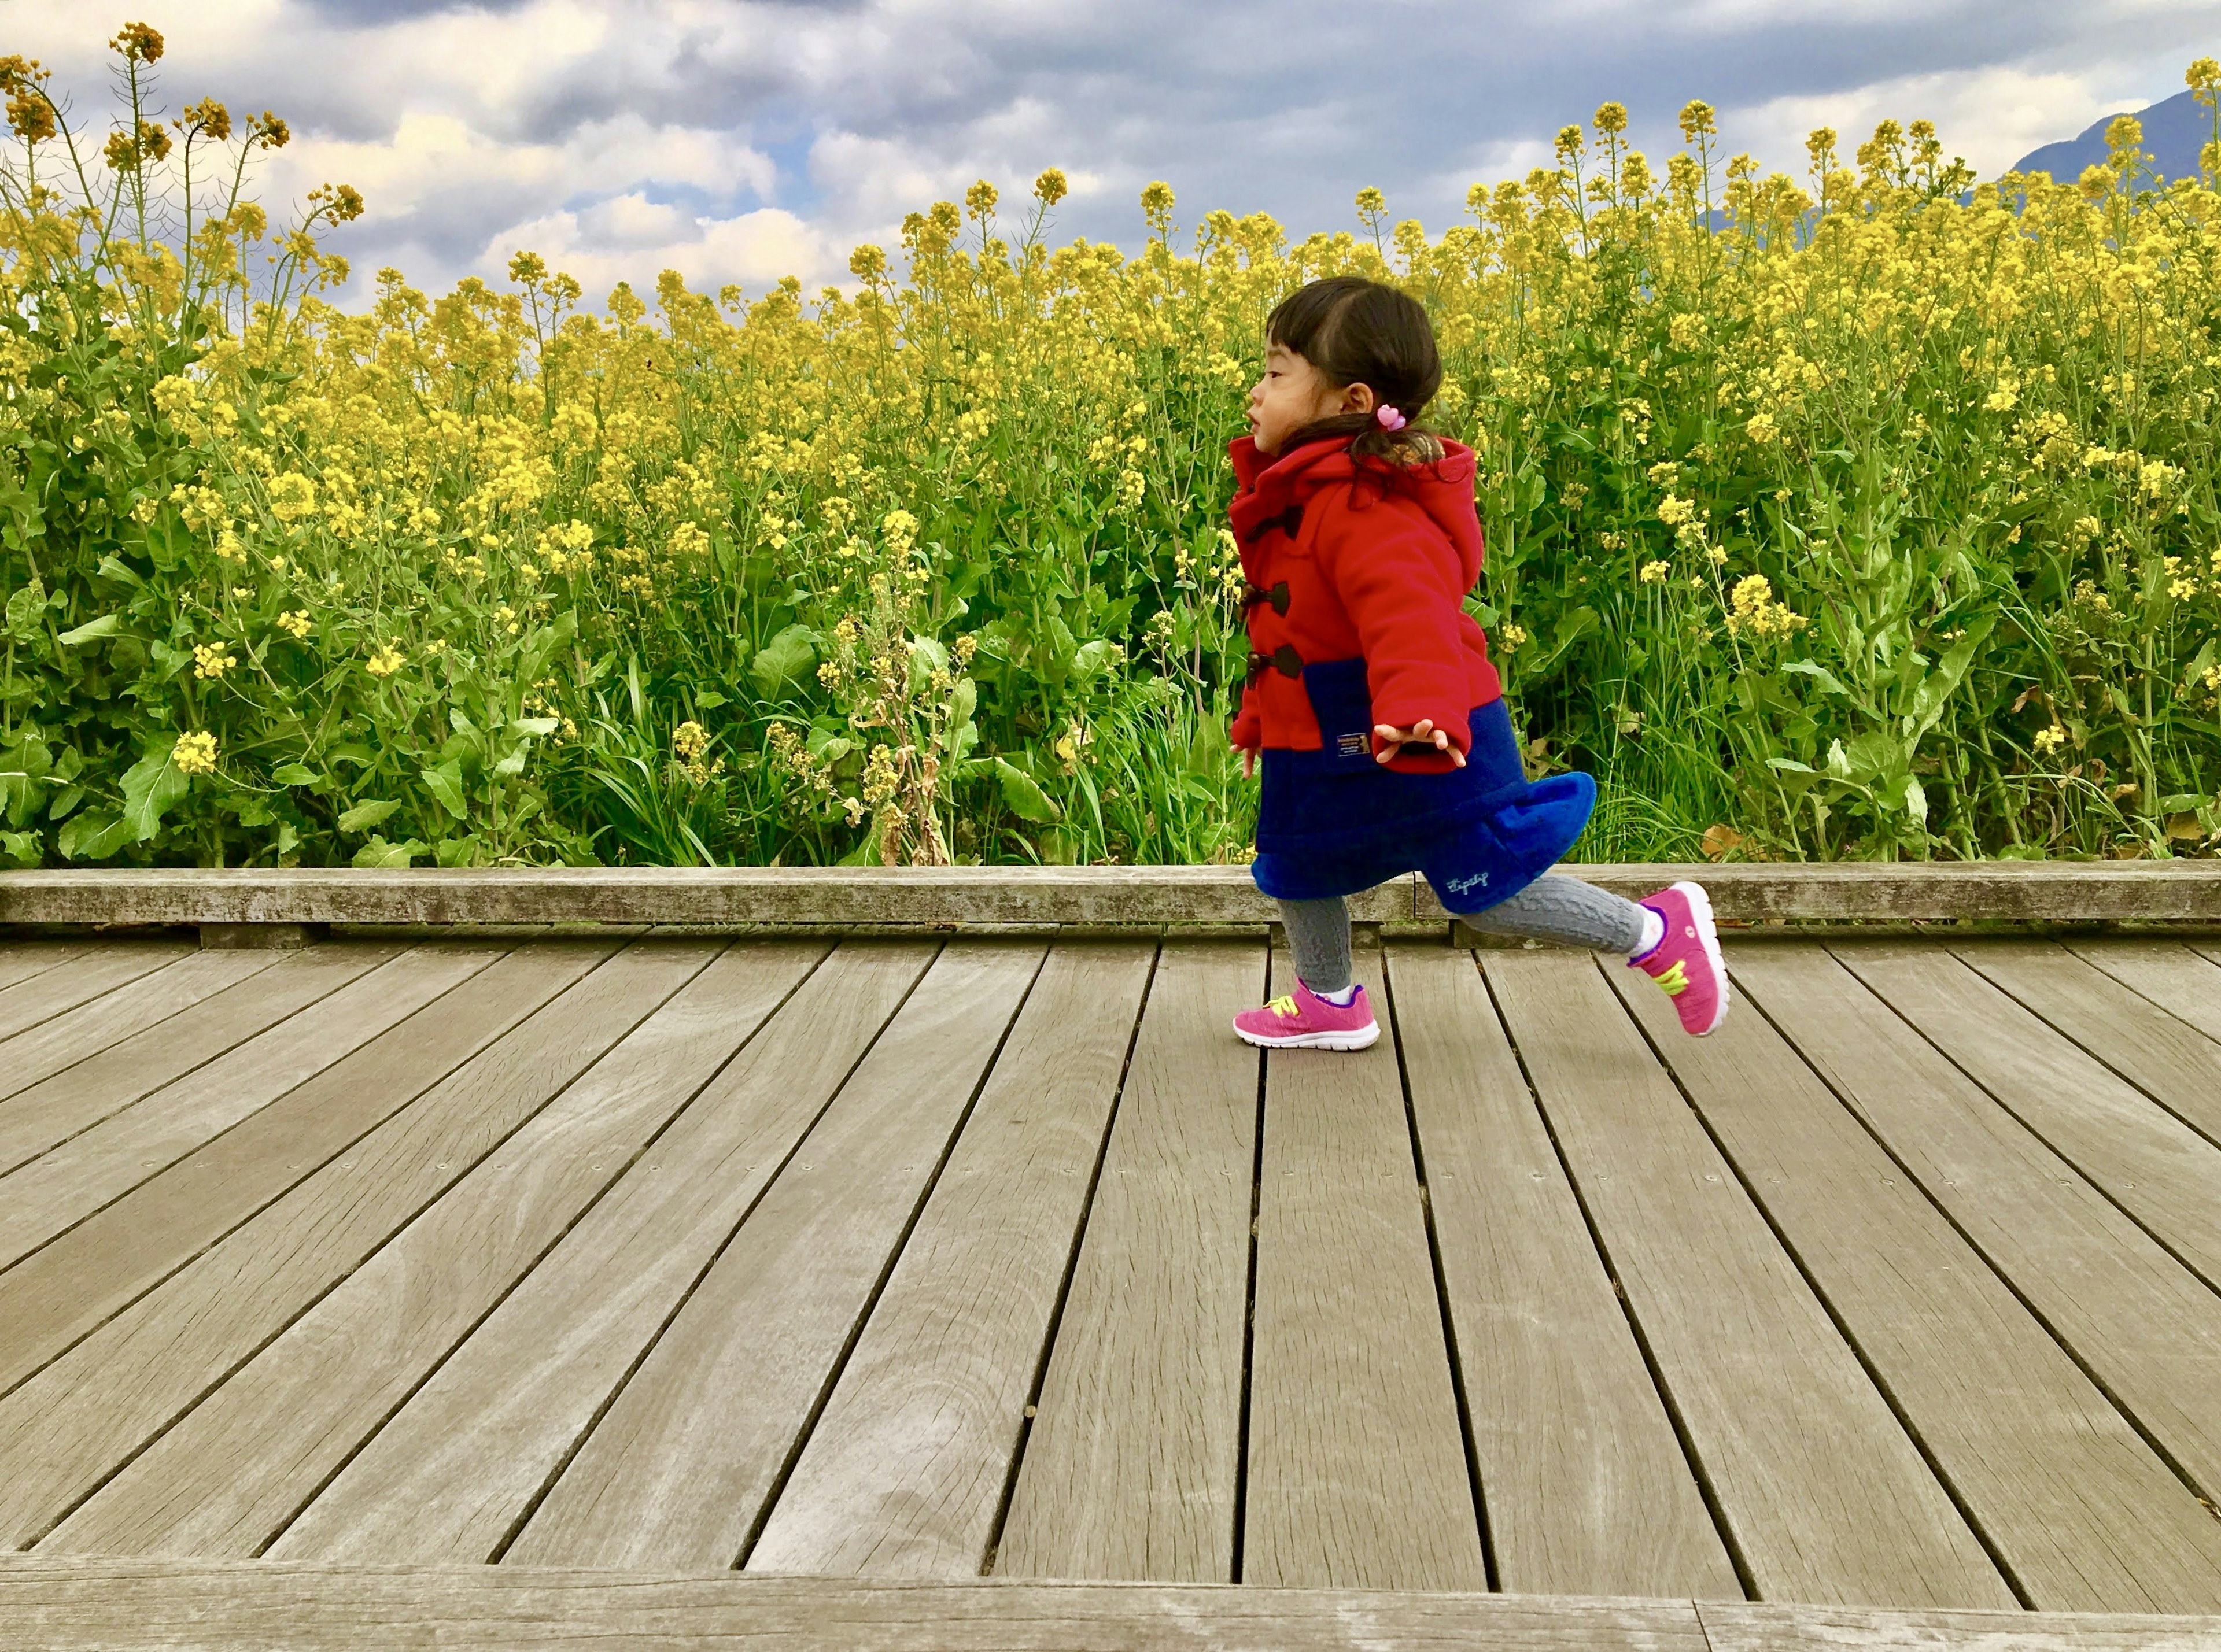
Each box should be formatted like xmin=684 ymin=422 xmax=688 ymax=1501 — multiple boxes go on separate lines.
xmin=193 ymin=642 xmax=236 ymax=679
xmin=172 ymin=730 xmax=217 ymax=774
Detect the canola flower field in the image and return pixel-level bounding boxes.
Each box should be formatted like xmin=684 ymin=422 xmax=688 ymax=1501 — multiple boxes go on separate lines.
xmin=5 ymin=25 xmax=2221 ymax=870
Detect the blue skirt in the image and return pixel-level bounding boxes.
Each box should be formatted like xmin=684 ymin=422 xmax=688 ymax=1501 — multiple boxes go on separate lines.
xmin=1250 ymin=658 xmax=1596 ymax=912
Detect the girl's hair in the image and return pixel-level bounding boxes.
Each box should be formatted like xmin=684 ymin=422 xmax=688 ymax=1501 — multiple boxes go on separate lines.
xmin=1267 ymin=275 xmax=1445 ymax=466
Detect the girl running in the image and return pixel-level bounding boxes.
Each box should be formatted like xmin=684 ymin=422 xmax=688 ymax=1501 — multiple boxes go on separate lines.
xmin=1226 ymin=275 xmax=1727 ymax=1050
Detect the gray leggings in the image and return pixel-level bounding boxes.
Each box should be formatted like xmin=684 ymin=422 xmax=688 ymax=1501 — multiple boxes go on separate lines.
xmin=1279 ymin=874 xmax=1648 ymax=994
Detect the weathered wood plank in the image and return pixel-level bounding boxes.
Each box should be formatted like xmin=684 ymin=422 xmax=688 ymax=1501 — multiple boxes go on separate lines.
xmin=2070 ymin=939 xmax=2221 ymax=1047
xmin=1614 ymin=943 xmax=2221 ymax=1613
xmin=0 ymin=1558 xmax=1715 ymax=1652
xmin=1838 ymin=943 xmax=2221 ymax=1285
xmin=0 ymin=940 xmax=661 ymax=1548
xmin=747 ymin=941 xmax=1156 ymax=1578
xmin=994 ymin=940 xmax=1263 ymax=1584
xmin=0 ymin=940 xmax=193 ymax=1043
xmin=0 ymin=945 xmax=495 ymax=1273
xmin=1730 ymin=943 xmax=2221 ymax=1514
xmin=1697 ymin=1598 xmax=2221 ymax=1650
xmin=1484 ymin=949 xmax=2010 ymax=1607
xmin=0 ymin=941 xmax=89 ymax=995
xmin=480 ymin=943 xmax=1045 ymax=1571
xmin=43 ymin=941 xmax=821 ymax=1560
xmin=9 ymin=862 xmax=2221 ymax=928
xmin=1242 ymin=939 xmax=1486 ymax=1592
xmin=1385 ymin=943 xmax=1737 ymax=1601
xmin=0 ymin=940 xmax=614 ymax=1400
xmin=0 ymin=950 xmax=281 ymax=1106
xmin=1961 ymin=941 xmax=2221 ymax=1145
xmin=0 ymin=944 xmax=395 ymax=1179
xmin=0 ymin=867 xmax=1408 ymax=926
xmin=231 ymin=941 xmax=933 ymax=1566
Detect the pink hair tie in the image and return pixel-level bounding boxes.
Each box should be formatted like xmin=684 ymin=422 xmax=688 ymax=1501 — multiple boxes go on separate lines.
xmin=1375 ymin=404 xmax=1407 ymax=432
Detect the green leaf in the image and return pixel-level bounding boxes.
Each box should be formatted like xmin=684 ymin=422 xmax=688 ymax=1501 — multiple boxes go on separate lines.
xmin=1071 ymin=638 xmax=1123 ymax=681
xmin=1 ymin=829 xmax=41 ymax=866
xmin=1780 ymin=659 xmax=1850 ymax=698
xmin=120 ymin=746 xmax=190 ymax=842
xmin=271 ymin=762 xmax=318 ymax=786
xmin=422 ymin=761 xmax=468 ymax=820
xmin=57 ymin=613 xmax=123 ymax=645
xmin=1905 ymin=614 xmax=1997 ymax=744
xmin=3 ymin=585 xmax=43 ymax=644
xmin=510 ymin=716 xmax=558 ymax=737
xmin=994 ymin=756 xmax=1062 ymax=822
xmin=750 ymin=623 xmax=819 ymax=697
xmin=337 ymin=798 xmax=401 ymax=833
xmin=492 ymin=748 xmax=527 ymax=779
xmin=58 ymin=811 xmax=132 ymax=860
xmin=352 ymin=835 xmax=425 ymax=868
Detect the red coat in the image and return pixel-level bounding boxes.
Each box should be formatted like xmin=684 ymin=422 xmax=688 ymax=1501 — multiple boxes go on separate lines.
xmin=1227 ymin=434 xmax=1500 ymax=772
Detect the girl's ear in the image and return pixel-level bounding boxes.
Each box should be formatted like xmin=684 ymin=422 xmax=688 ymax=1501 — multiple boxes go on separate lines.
xmin=1337 ymin=380 xmax=1378 ymax=416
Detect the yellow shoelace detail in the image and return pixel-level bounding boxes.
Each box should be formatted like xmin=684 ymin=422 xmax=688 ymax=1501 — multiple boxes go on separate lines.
xmin=1653 ymin=960 xmax=1690 ymax=997
xmin=1267 ymin=993 xmax=1298 ymax=1017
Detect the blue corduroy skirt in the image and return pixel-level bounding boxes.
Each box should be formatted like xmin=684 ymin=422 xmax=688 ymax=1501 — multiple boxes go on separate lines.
xmin=1250 ymin=657 xmax=1596 ymax=912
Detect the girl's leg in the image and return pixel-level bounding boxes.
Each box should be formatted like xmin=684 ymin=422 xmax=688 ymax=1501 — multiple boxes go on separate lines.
xmin=1232 ymin=895 xmax=1378 ymax=1049
xmin=1456 ymin=873 xmax=1655 ymax=954
xmin=1456 ymin=873 xmax=1729 ymax=1037
xmin=1276 ymin=895 xmax=1353 ymax=994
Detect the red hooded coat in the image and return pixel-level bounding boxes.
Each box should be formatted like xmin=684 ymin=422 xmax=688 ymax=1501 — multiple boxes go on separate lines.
xmin=1226 ymin=434 xmax=1500 ymax=773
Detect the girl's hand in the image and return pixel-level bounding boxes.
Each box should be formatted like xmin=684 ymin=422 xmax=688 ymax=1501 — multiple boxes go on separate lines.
xmin=1373 ymin=719 xmax=1466 ymax=767
xmin=1241 ymin=745 xmax=1259 ymax=779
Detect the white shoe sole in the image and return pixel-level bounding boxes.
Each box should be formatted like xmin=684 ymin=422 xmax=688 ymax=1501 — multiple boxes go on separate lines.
xmin=1233 ymin=1019 xmax=1382 ymax=1051
xmin=1666 ymin=879 xmax=1731 ymax=1036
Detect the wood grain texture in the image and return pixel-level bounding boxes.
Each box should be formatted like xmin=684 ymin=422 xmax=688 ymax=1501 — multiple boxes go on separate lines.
xmin=0 ymin=945 xmax=495 ymax=1274
xmin=249 ymin=941 xmax=936 ymax=1566
xmin=1731 ymin=943 xmax=2221 ymax=1514
xmin=0 ymin=940 xmax=611 ymax=1399
xmin=44 ymin=941 xmax=818 ymax=1559
xmin=1242 ymin=940 xmax=1486 ymax=1593
xmin=0 ymin=941 xmax=193 ymax=1043
xmin=1698 ymin=1599 xmax=2221 ymax=1651
xmin=1386 ymin=943 xmax=1737 ymax=1601
xmin=0 ymin=940 xmax=653 ymax=1550
xmin=1485 ymin=949 xmax=2009 ymax=1608
xmin=0 ymin=945 xmax=393 ymax=1178
xmin=490 ymin=942 xmax=1046 ymax=1572
xmin=1614 ymin=944 xmax=2221 ymax=1613
xmin=2071 ymin=939 xmax=2221 ymax=1046
xmin=1959 ymin=941 xmax=2221 ymax=1145
xmin=1837 ymin=943 xmax=2221 ymax=1284
xmin=0 ymin=951 xmax=282 ymax=1106
xmin=0 ymin=1558 xmax=1715 ymax=1652
xmin=747 ymin=941 xmax=1156 ymax=1579
xmin=0 ymin=866 xmax=1414 ymax=926
xmin=9 ymin=860 xmax=2221 ymax=928
xmin=994 ymin=941 xmax=1264 ymax=1584
xmin=0 ymin=941 xmax=88 ymax=995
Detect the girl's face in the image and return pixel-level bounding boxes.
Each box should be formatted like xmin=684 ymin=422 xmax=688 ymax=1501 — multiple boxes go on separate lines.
xmin=1248 ymin=342 xmax=1374 ymax=455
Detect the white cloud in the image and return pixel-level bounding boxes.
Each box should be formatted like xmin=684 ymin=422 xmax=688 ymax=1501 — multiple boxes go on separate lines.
xmin=13 ymin=0 xmax=2221 ymax=307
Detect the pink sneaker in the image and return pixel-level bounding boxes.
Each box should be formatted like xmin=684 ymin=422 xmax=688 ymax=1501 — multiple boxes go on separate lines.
xmin=1233 ymin=981 xmax=1381 ymax=1050
xmin=1630 ymin=881 xmax=1729 ymax=1036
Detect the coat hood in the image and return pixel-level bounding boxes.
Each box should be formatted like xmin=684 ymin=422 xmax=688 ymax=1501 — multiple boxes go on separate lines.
xmin=1228 ymin=434 xmax=1484 ymax=586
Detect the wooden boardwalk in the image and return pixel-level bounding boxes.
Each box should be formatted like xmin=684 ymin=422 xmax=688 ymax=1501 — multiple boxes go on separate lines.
xmin=3 ymin=926 xmax=2221 ymax=1646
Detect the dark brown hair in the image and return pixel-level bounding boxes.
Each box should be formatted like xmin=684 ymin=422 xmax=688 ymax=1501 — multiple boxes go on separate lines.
xmin=1266 ymin=275 xmax=1445 ymax=466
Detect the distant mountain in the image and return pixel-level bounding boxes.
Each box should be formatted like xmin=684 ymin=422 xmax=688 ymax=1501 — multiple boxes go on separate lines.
xmin=2012 ymin=87 xmax=2215 ymax=184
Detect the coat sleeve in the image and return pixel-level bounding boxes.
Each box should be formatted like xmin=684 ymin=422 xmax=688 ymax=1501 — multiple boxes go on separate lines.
xmin=1230 ymin=682 xmax=1262 ymax=750
xmin=1322 ymin=495 xmax=1475 ymax=760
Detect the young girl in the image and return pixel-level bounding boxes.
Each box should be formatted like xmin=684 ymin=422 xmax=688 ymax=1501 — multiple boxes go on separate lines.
xmin=1227 ymin=276 xmax=1727 ymax=1049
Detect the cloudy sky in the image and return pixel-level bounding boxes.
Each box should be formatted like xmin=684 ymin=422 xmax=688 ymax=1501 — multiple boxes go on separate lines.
xmin=9 ymin=1 xmax=2221 ymax=307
